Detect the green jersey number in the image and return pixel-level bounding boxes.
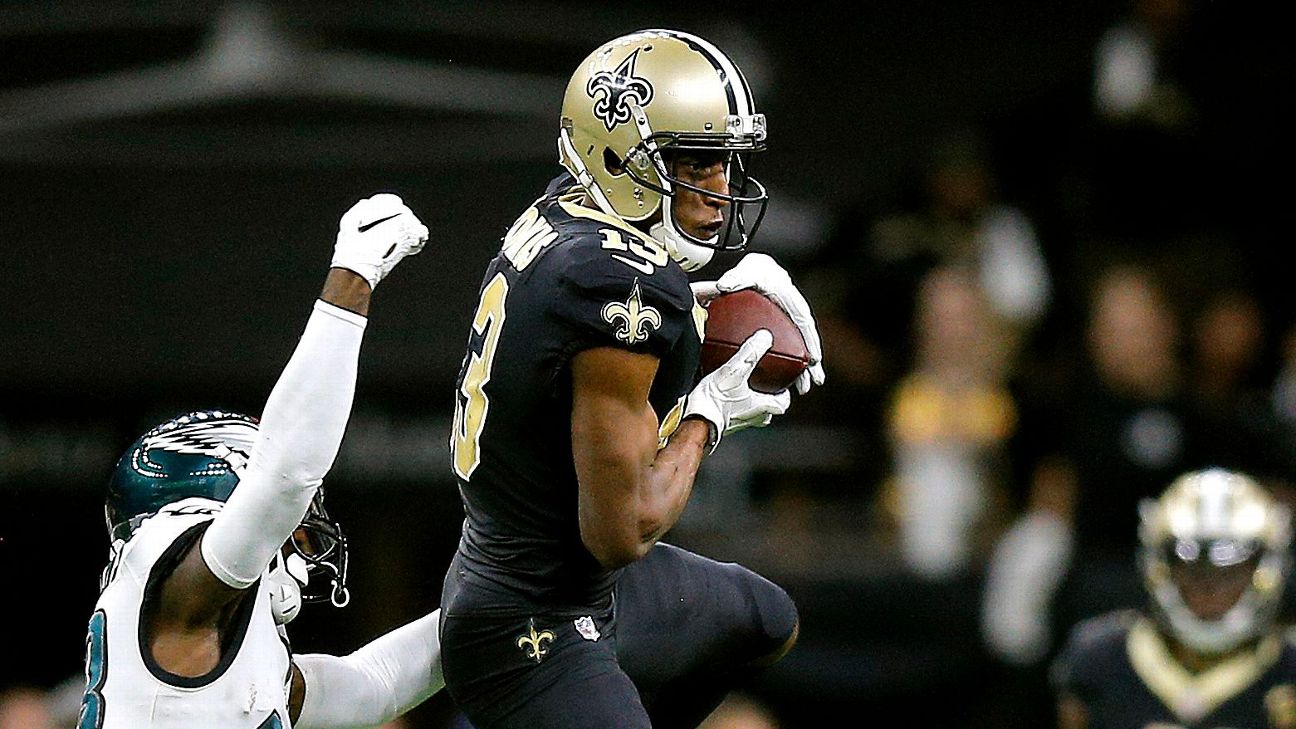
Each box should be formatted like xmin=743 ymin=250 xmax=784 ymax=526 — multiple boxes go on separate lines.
xmin=77 ymin=610 xmax=107 ymax=729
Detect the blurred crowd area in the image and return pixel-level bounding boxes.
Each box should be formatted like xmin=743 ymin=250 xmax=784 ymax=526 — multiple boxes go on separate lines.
xmin=0 ymin=1 xmax=1290 ymax=727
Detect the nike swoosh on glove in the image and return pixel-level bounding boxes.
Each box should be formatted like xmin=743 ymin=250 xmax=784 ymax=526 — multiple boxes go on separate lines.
xmin=331 ymin=193 xmax=429 ymax=289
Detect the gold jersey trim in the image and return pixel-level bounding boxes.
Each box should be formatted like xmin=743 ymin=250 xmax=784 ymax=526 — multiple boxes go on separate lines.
xmin=558 ymin=194 xmax=657 ymax=246
xmin=690 ymin=298 xmax=708 ymax=343
xmin=1127 ymin=616 xmax=1281 ymax=723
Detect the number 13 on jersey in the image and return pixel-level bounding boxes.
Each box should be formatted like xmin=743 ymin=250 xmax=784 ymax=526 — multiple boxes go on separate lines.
xmin=452 ymin=272 xmax=509 ymax=480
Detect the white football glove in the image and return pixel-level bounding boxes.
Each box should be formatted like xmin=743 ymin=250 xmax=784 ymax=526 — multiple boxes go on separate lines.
xmin=683 ymin=329 xmax=792 ymax=453
xmin=691 ymin=253 xmax=825 ymax=395
xmin=331 ymin=193 xmax=429 ymax=289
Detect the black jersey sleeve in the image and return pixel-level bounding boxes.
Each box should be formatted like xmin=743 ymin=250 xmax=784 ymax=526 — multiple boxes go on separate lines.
xmin=555 ymin=234 xmax=694 ymax=360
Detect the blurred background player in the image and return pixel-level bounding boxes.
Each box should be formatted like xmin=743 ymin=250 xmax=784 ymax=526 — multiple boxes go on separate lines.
xmin=1052 ymin=468 xmax=1296 ymax=729
xmin=79 ymin=194 xmax=443 ymax=728
xmin=879 ymin=264 xmax=1021 ymax=581
xmin=438 ymin=29 xmax=823 ymax=729
xmin=982 ymin=262 xmax=1206 ymax=666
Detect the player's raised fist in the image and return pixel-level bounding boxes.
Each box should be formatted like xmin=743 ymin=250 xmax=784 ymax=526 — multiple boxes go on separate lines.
xmin=332 ymin=193 xmax=429 ymax=289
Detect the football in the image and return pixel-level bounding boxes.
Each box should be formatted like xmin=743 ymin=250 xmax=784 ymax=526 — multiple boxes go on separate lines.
xmin=700 ymin=289 xmax=810 ymax=393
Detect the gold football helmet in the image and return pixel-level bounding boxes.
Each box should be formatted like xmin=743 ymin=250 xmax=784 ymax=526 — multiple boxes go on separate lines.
xmin=1138 ymin=468 xmax=1292 ymax=653
xmin=558 ymin=29 xmax=768 ymax=271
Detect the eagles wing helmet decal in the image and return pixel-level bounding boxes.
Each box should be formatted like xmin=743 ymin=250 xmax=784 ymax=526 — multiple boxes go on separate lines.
xmin=133 ymin=414 xmax=257 ymax=477
xmin=586 ymin=49 xmax=654 ymax=132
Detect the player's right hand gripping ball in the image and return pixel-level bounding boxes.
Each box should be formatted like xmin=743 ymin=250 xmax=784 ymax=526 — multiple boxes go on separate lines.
xmin=700 ymin=289 xmax=811 ymax=394
xmin=332 ymin=193 xmax=429 ymax=289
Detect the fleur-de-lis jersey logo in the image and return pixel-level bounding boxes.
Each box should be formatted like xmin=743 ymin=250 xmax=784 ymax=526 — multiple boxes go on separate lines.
xmin=586 ymin=49 xmax=654 ymax=132
xmin=516 ymin=618 xmax=556 ymax=663
xmin=601 ymin=280 xmax=662 ymax=345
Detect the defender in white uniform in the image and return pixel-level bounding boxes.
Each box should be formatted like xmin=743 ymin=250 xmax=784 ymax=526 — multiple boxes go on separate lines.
xmin=78 ymin=194 xmax=444 ymax=729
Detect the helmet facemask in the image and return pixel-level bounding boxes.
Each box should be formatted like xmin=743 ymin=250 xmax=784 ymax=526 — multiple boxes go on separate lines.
xmin=287 ymin=489 xmax=351 ymax=609
xmin=624 ymin=111 xmax=768 ymax=271
xmin=626 ymin=128 xmax=768 ymax=244
xmin=1144 ymin=536 xmax=1281 ymax=653
xmin=267 ymin=489 xmax=350 ymax=624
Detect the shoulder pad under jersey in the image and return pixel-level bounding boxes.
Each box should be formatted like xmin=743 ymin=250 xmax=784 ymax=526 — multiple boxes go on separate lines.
xmin=548 ymin=202 xmax=693 ymax=357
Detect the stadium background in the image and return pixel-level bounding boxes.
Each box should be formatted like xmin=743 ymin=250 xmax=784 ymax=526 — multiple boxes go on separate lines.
xmin=0 ymin=2 xmax=1288 ymax=727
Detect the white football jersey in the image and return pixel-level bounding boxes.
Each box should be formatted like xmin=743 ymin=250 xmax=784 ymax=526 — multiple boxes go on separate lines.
xmin=78 ymin=499 xmax=293 ymax=729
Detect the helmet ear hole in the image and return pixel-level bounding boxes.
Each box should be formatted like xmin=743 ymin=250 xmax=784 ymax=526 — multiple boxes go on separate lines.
xmin=603 ymin=147 xmax=626 ymax=176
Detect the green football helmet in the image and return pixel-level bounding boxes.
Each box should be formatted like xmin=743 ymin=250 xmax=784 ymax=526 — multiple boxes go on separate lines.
xmin=106 ymin=410 xmax=257 ymax=541
xmin=106 ymin=409 xmax=350 ymax=607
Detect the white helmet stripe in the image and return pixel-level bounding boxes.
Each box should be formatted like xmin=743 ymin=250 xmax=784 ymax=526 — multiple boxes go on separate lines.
xmin=1198 ymin=472 xmax=1231 ymax=535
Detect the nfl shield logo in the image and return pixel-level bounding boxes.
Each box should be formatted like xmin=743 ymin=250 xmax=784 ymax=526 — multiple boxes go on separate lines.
xmin=574 ymin=616 xmax=600 ymax=642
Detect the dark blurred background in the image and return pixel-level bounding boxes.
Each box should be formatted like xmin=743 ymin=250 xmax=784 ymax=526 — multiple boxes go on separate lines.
xmin=1 ymin=1 xmax=1290 ymax=727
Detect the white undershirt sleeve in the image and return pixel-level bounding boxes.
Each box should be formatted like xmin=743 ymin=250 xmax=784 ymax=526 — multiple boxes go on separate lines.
xmin=294 ymin=609 xmax=445 ymax=728
xmin=200 ymin=299 xmax=367 ymax=588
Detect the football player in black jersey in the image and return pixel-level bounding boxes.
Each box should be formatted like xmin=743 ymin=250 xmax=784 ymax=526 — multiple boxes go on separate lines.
xmin=1052 ymin=468 xmax=1296 ymax=729
xmin=439 ymin=29 xmax=825 ymax=729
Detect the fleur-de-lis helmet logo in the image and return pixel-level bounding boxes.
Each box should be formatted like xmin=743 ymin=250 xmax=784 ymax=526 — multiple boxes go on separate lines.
xmin=586 ymin=49 xmax=654 ymax=132
xmin=601 ymin=280 xmax=662 ymax=345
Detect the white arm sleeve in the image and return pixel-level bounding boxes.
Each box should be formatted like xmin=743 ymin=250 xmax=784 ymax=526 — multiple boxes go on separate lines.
xmin=200 ymin=299 xmax=367 ymax=588
xmin=294 ymin=609 xmax=445 ymax=729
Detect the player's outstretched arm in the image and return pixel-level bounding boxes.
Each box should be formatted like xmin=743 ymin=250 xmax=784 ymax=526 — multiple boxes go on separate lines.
xmin=288 ymin=608 xmax=445 ymax=728
xmin=150 ymin=195 xmax=427 ymax=669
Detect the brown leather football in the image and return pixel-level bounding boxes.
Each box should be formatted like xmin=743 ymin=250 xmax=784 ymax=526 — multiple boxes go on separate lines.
xmin=699 ymin=289 xmax=810 ymax=394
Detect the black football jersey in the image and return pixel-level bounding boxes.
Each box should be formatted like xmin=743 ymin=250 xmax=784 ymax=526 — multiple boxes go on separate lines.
xmin=444 ymin=175 xmax=704 ymax=614
xmin=1053 ymin=610 xmax=1296 ymax=728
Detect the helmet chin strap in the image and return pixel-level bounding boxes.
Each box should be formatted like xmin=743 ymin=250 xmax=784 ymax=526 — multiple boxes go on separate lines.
xmin=1154 ymin=576 xmax=1260 ymax=654
xmin=629 ymin=102 xmax=717 ymax=274
xmin=558 ymin=128 xmax=619 ymax=218
xmin=267 ymin=552 xmax=308 ymax=625
xmin=651 ymin=194 xmax=716 ymax=273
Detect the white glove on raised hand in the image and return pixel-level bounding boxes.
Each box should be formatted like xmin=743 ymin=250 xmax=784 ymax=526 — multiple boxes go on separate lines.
xmin=683 ymin=329 xmax=791 ymax=453
xmin=980 ymin=510 xmax=1074 ymax=666
xmin=691 ymin=253 xmax=825 ymax=395
xmin=331 ymin=193 xmax=429 ymax=289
